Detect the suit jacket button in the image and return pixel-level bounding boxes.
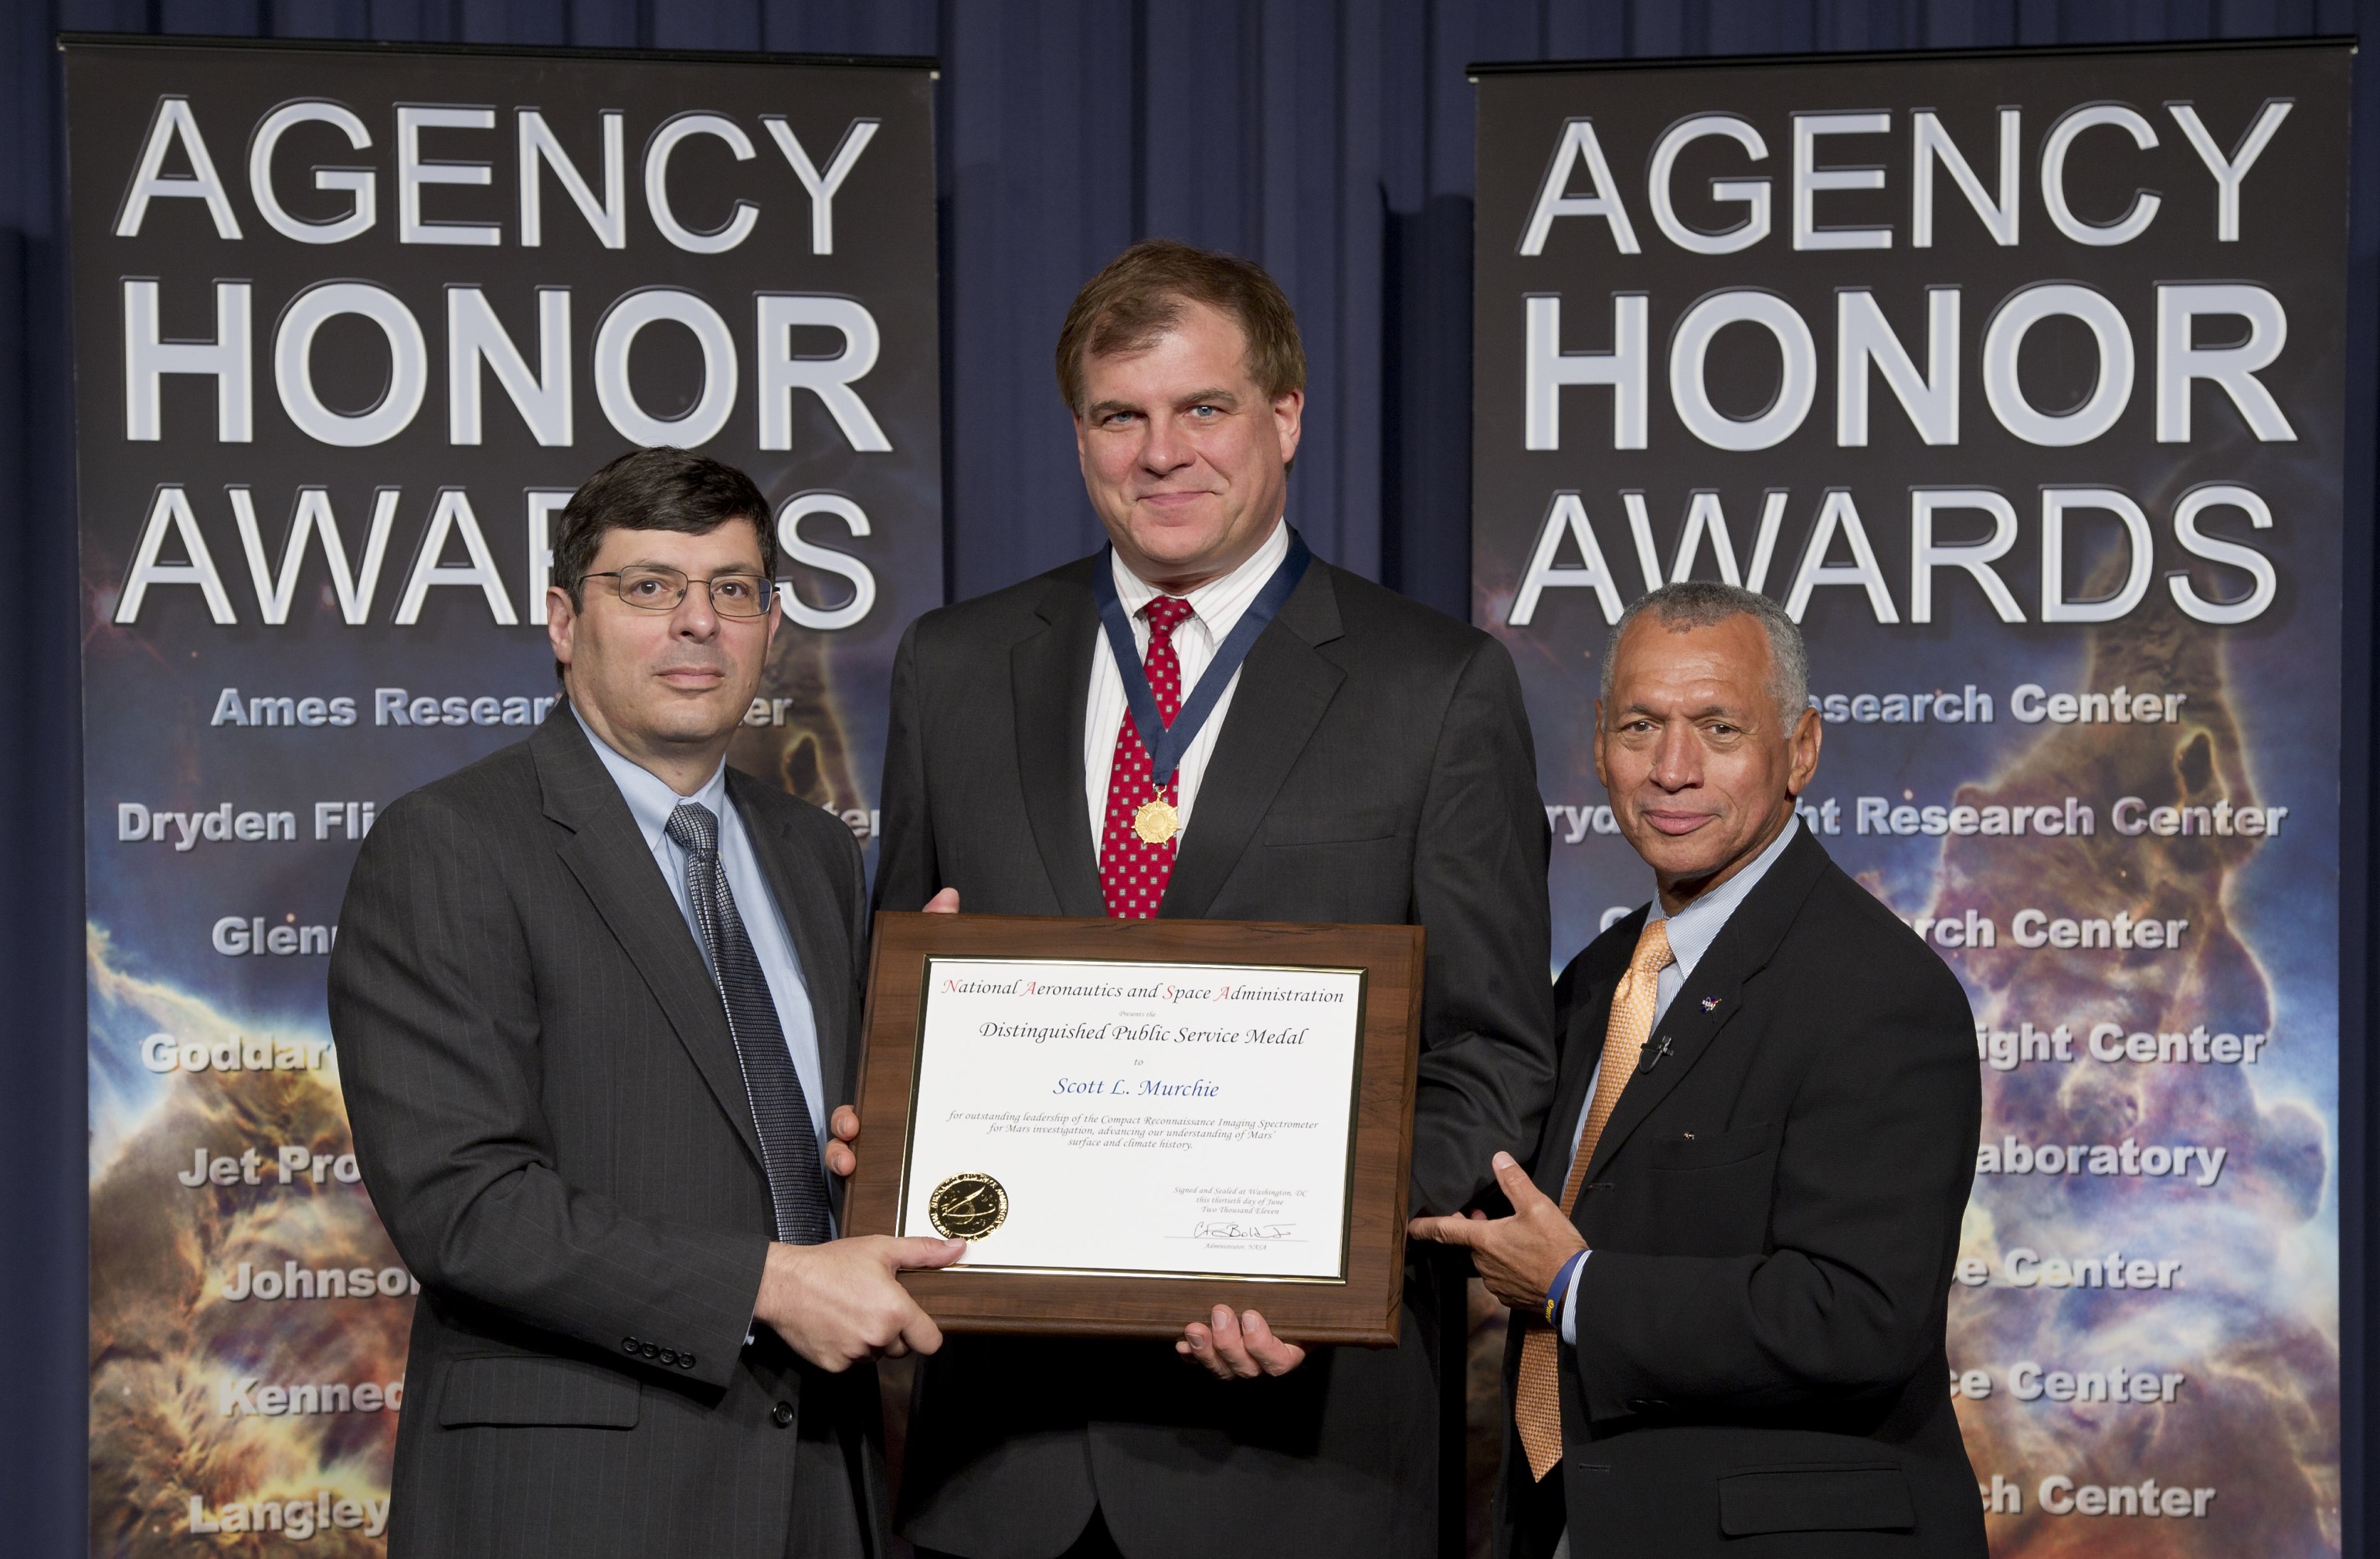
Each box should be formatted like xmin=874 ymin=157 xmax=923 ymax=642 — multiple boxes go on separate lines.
xmin=680 ymin=1354 xmax=695 ymax=1369
xmin=623 ymin=1337 xmax=640 ymax=1354
xmin=772 ymin=1401 xmax=796 ymax=1428
xmin=659 ymin=1348 xmax=679 ymax=1365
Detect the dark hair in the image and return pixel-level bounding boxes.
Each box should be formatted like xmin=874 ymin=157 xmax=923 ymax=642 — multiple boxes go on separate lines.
xmin=1054 ymin=239 xmax=1306 ymax=414
xmin=553 ymin=447 xmax=775 ymax=609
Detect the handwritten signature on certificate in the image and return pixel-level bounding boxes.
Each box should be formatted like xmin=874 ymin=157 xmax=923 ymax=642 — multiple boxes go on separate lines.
xmin=1190 ymin=1221 xmax=1299 ymax=1241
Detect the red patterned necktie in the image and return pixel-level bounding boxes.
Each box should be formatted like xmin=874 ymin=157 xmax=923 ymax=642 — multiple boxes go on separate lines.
xmin=1100 ymin=595 xmax=1196 ymax=919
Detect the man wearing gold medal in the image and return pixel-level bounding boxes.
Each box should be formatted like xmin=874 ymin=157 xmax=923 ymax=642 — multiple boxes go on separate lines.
xmin=857 ymin=240 xmax=1557 ymax=1559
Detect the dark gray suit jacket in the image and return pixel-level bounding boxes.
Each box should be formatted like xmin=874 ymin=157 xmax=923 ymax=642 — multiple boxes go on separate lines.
xmin=1497 ymin=826 xmax=1985 ymax=1559
xmin=328 ymin=708 xmax=884 ymax=1559
xmin=874 ymin=549 xmax=1557 ymax=1559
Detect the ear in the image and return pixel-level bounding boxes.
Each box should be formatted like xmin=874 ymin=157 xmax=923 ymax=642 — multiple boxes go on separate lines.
xmin=546 ymin=584 xmax=578 ymax=671
xmin=1591 ymin=699 xmax=1610 ymax=791
xmin=1271 ymin=388 xmax=1305 ymax=465
xmin=1786 ymin=704 xmax=1822 ymax=796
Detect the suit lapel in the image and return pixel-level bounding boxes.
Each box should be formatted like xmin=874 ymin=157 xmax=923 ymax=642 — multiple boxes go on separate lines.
xmin=1011 ymin=566 xmax=1108 ymax=918
xmin=1536 ymin=1000 xmax=1611 ymax=1203
xmin=1159 ymin=562 xmax=1346 ymax=921
xmin=1580 ymin=971 xmax=1745 ymax=1184
xmin=1582 ymin=827 xmax=1830 ymax=1181
xmin=535 ymin=712 xmax=765 ymax=1173
xmin=730 ymin=772 xmax=856 ymax=1109
xmin=1536 ymin=922 xmax=1638 ymax=1202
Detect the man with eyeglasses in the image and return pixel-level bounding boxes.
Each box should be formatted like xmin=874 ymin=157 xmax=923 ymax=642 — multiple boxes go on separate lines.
xmin=329 ymin=446 xmax=964 ymax=1559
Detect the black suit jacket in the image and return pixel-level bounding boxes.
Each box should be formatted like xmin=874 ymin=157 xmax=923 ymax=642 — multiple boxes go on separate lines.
xmin=328 ymin=709 xmax=884 ymax=1559
xmin=874 ymin=549 xmax=1557 ymax=1559
xmin=1496 ymin=825 xmax=1985 ymax=1559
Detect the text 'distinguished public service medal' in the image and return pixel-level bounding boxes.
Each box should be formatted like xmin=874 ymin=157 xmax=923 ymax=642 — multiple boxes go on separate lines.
xmin=928 ymin=1172 xmax=1010 ymax=1240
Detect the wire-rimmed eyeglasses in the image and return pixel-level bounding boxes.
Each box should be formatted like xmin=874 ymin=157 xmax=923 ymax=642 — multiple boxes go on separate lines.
xmin=579 ymin=565 xmax=776 ymax=618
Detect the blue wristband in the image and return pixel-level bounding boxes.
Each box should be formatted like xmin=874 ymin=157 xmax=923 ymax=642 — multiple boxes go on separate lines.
xmin=1543 ymin=1249 xmax=1588 ymax=1327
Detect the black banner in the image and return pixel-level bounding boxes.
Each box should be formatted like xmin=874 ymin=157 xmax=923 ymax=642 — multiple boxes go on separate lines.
xmin=66 ymin=38 xmax=940 ymax=1552
xmin=1473 ymin=41 xmax=2348 ymax=1556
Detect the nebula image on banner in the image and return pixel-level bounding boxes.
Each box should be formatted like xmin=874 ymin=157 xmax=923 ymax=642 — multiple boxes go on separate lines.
xmin=1937 ymin=607 xmax=2337 ymax=1554
xmin=89 ymin=930 xmax=406 ymax=1553
xmin=1468 ymin=40 xmax=2347 ymax=1559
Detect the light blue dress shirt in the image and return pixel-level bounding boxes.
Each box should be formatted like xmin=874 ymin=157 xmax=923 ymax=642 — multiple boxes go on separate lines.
xmin=576 ymin=711 xmax=830 ymax=1150
xmin=1558 ymin=812 xmax=1800 ymax=1345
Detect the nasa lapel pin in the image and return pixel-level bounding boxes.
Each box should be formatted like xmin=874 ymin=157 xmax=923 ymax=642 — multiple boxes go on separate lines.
xmin=1700 ymin=996 xmax=1722 ymax=1013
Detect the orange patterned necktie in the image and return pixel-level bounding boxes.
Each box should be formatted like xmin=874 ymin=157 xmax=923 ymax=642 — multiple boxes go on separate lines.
xmin=1513 ymin=917 xmax=1674 ymax=1481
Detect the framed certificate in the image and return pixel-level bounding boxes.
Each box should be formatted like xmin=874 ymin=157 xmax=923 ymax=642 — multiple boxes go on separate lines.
xmin=848 ymin=912 xmax=1424 ymax=1346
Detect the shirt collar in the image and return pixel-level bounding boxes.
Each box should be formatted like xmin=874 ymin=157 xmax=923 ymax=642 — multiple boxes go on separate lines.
xmin=1651 ymin=811 xmax=1800 ymax=980
xmin=572 ymin=705 xmax=730 ymax=854
xmin=1109 ymin=517 xmax=1292 ymax=630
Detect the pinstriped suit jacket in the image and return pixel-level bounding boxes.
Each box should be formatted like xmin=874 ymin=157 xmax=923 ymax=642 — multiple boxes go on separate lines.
xmin=328 ymin=707 xmax=882 ymax=1559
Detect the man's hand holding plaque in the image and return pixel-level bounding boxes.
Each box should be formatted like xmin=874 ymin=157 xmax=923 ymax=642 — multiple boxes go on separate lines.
xmin=750 ymin=1231 xmax=966 ymax=1371
xmin=1178 ymin=1305 xmax=1307 ymax=1378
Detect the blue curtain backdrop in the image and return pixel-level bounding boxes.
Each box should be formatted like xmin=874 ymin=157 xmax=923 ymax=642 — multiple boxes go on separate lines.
xmin=5 ymin=2 xmax=2373 ymax=1554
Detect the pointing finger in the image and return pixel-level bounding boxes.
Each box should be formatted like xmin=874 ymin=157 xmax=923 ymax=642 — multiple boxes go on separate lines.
xmin=1408 ymin=1214 xmax=1482 ymax=1248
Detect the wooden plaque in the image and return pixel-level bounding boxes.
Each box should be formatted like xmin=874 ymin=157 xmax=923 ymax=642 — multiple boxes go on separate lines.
xmin=849 ymin=912 xmax=1424 ymax=1347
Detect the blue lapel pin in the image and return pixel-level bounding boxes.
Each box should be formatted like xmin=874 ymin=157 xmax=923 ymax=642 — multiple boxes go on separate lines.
xmin=1700 ymin=996 xmax=1722 ymax=1013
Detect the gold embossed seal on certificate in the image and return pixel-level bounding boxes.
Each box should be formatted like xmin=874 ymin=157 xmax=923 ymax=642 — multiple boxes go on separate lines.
xmin=927 ymin=1172 xmax=1009 ymax=1239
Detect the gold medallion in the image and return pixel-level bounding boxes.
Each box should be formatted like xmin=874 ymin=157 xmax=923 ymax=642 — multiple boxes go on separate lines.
xmin=926 ymin=1172 xmax=1009 ymax=1240
xmin=1132 ymin=796 xmax=1180 ymax=844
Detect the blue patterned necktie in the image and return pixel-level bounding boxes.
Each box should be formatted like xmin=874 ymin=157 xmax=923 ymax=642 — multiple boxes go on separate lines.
xmin=665 ymin=800 xmax=833 ymax=1245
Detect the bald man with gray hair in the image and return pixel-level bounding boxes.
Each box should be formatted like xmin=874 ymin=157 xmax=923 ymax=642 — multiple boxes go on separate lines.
xmin=1413 ymin=582 xmax=1986 ymax=1559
